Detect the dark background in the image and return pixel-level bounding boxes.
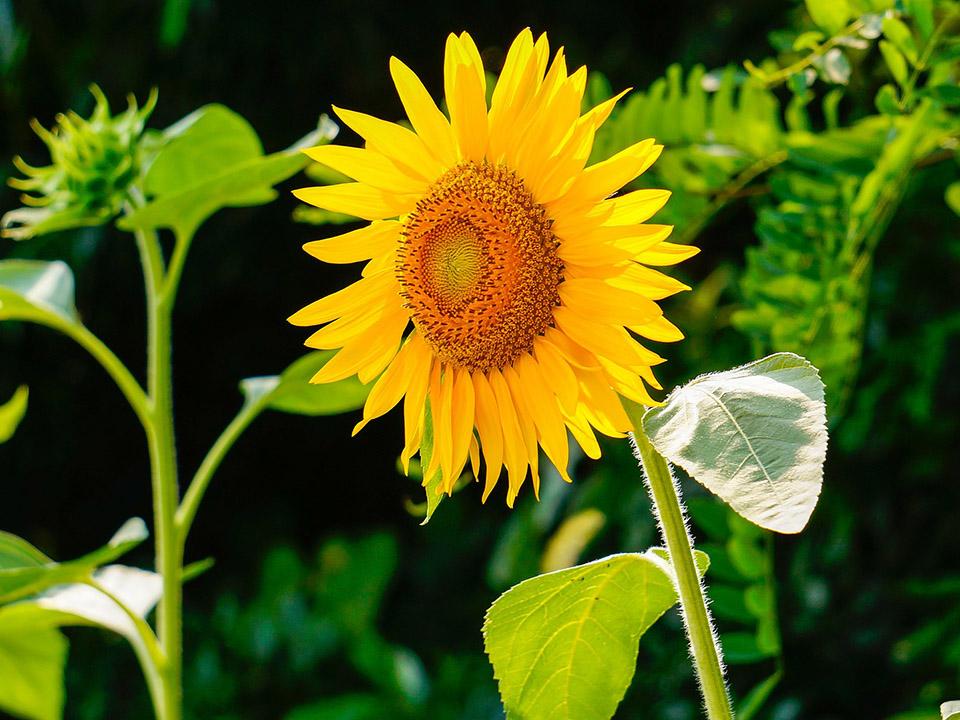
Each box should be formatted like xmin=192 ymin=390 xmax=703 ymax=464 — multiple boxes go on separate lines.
xmin=2 ymin=1 xmax=959 ymax=719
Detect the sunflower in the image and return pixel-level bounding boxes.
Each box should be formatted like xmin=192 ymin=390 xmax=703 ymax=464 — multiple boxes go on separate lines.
xmin=290 ymin=29 xmax=697 ymax=506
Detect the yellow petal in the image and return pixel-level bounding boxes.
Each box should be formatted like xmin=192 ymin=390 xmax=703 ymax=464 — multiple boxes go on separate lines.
xmin=638 ymin=241 xmax=701 ymax=266
xmin=562 ymin=406 xmax=601 ymax=460
xmin=559 ymin=278 xmax=663 ymax=326
xmin=389 ymin=56 xmax=457 ymax=166
xmin=444 ymin=34 xmax=488 ymax=162
xmin=303 ymin=145 xmax=426 ymax=194
xmin=488 ymin=370 xmax=527 ymax=507
xmin=401 ymin=353 xmax=433 ymax=473
xmin=293 ymin=183 xmax=413 ymax=221
xmin=554 ymin=307 xmax=662 ymax=370
xmin=288 ymin=270 xmax=397 ymax=326
xmin=503 ymin=366 xmax=541 ymax=500
xmin=516 ymin=353 xmax=571 ymax=482
xmin=473 ymin=372 xmax=505 ymax=502
xmin=302 ymin=221 xmax=400 ymax=265
xmin=629 ymin=315 xmax=685 ymax=342
xmin=449 ymin=367 xmax=476 ymax=493
xmin=533 ymin=339 xmax=579 ymax=413
xmin=557 ymin=139 xmax=658 ymax=209
xmin=353 ymin=333 xmax=427 ymax=435
xmin=309 ymin=308 xmax=407 ymax=384
xmin=606 ymin=188 xmax=672 ymax=225
xmin=610 ymin=263 xmax=692 ymax=300
xmin=333 ymin=105 xmax=444 ymax=181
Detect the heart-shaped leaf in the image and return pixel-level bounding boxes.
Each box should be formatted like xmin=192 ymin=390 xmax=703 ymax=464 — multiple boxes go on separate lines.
xmin=484 ymin=549 xmax=708 ymax=720
xmin=643 ymin=352 xmax=827 ymax=534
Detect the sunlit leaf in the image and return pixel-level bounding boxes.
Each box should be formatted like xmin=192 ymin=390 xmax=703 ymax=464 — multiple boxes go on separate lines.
xmin=484 ymin=549 xmax=707 ymax=720
xmin=120 ymin=107 xmax=337 ymax=238
xmin=643 ymin=353 xmax=827 ymax=534
xmin=0 ymin=386 xmax=29 ymax=444
xmin=879 ymin=40 xmax=909 ymax=86
xmin=0 ymin=563 xmax=160 ymax=720
xmin=0 ymin=623 xmax=66 ymax=720
xmin=804 ymin=0 xmax=851 ymax=34
xmin=0 ymin=260 xmax=77 ymax=323
xmin=942 ymin=701 xmax=960 ymax=720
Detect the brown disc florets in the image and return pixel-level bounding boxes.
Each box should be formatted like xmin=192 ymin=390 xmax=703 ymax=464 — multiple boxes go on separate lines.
xmin=397 ymin=162 xmax=564 ymax=372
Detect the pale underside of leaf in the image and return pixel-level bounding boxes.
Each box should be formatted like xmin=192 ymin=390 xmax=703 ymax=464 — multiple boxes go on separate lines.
xmin=643 ymin=352 xmax=827 ymax=533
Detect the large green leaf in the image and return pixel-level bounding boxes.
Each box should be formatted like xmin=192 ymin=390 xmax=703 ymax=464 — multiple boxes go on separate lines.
xmin=239 ymin=350 xmax=370 ymax=417
xmin=120 ymin=107 xmax=337 ymax=238
xmin=0 ymin=624 xmax=66 ymax=720
xmin=0 ymin=564 xmax=161 ymax=720
xmin=0 ymin=261 xmax=77 ymax=323
xmin=483 ymin=549 xmax=708 ymax=720
xmin=643 ymin=353 xmax=827 ymax=534
xmin=0 ymin=518 xmax=148 ymax=604
xmin=0 ymin=386 xmax=29 ymax=444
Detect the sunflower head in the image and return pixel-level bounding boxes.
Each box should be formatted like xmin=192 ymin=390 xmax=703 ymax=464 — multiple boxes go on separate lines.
xmin=2 ymin=85 xmax=156 ymax=240
xmin=290 ymin=29 xmax=698 ymax=506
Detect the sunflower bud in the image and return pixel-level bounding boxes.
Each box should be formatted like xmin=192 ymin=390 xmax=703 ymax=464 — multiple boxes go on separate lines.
xmin=2 ymin=85 xmax=157 ymax=240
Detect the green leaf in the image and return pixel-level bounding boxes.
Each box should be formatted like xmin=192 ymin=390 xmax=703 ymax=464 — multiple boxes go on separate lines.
xmin=905 ymin=0 xmax=934 ymax=39
xmin=483 ymin=549 xmax=707 ymax=720
xmin=882 ymin=16 xmax=919 ymax=65
xmin=0 ymin=564 xmax=161 ymax=720
xmin=0 ymin=260 xmax=78 ymax=323
xmin=241 ymin=351 xmax=370 ymax=417
xmin=805 ymin=0 xmax=851 ymax=33
xmin=879 ymin=40 xmax=909 ymax=86
xmin=120 ymin=107 xmax=337 ymax=238
xmin=643 ymin=353 xmax=827 ymax=534
xmin=0 ymin=624 xmax=66 ymax=720
xmin=876 ymin=83 xmax=901 ymax=114
xmin=945 ymin=182 xmax=960 ymax=216
xmin=0 ymin=518 xmax=148 ymax=604
xmin=0 ymin=386 xmax=28 ymax=444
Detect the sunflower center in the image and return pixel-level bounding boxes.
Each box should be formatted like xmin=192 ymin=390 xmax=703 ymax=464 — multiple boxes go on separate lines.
xmin=398 ymin=161 xmax=564 ymax=372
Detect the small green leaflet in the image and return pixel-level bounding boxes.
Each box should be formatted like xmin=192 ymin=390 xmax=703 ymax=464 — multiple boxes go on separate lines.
xmin=484 ymin=549 xmax=708 ymax=720
xmin=0 ymin=386 xmax=29 ymax=444
xmin=643 ymin=353 xmax=827 ymax=534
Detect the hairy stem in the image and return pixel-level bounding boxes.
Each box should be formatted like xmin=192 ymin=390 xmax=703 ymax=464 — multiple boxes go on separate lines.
xmin=134 ymin=218 xmax=182 ymax=720
xmin=626 ymin=406 xmax=733 ymax=720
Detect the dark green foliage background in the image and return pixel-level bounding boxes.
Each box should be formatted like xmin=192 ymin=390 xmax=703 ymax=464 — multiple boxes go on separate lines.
xmin=1 ymin=1 xmax=958 ymax=718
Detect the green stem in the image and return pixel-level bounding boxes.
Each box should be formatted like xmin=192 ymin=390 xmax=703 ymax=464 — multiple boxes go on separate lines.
xmin=134 ymin=222 xmax=183 ymax=720
xmin=176 ymin=392 xmax=270 ymax=544
xmin=626 ymin=406 xmax=734 ymax=720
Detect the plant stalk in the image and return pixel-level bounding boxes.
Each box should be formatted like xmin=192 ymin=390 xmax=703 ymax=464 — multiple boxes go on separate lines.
xmin=627 ymin=408 xmax=734 ymax=720
xmin=136 ymin=223 xmax=183 ymax=720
